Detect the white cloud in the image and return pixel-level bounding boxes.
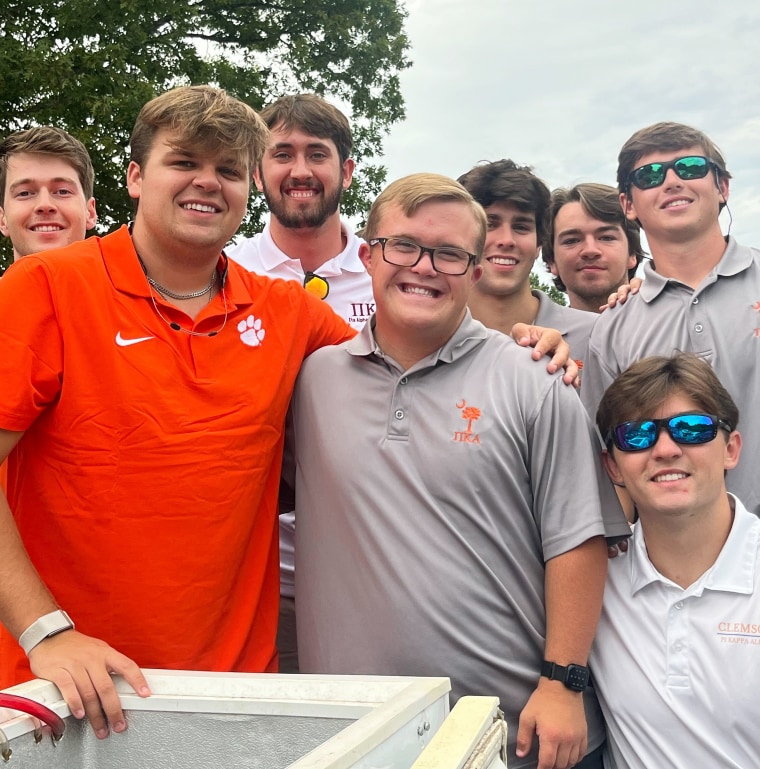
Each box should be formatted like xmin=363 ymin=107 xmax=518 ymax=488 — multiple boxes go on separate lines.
xmin=380 ymin=0 xmax=760 ymax=244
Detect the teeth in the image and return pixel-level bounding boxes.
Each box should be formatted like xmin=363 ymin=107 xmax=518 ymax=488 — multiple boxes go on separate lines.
xmin=653 ymin=472 xmax=688 ymax=482
xmin=32 ymin=225 xmax=63 ymax=232
xmin=402 ymin=285 xmax=437 ymax=297
xmin=488 ymin=257 xmax=518 ymax=266
xmin=288 ymin=190 xmax=317 ymax=198
xmin=183 ymin=203 xmax=217 ymax=213
xmin=664 ymin=199 xmax=689 ymax=208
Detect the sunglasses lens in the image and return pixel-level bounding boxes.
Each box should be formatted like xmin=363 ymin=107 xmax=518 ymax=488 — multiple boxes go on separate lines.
xmin=612 ymin=413 xmax=721 ymax=451
xmin=668 ymin=413 xmax=717 ymax=444
xmin=631 ymin=164 xmax=664 ymax=190
xmin=630 ymin=156 xmax=712 ymax=189
xmin=614 ymin=421 xmax=657 ymax=451
xmin=674 ymin=156 xmax=710 ymax=180
xmin=303 ymin=272 xmax=330 ymax=300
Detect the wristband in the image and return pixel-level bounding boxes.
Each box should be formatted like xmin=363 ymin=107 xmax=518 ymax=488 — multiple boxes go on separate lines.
xmin=18 ymin=610 xmax=75 ymax=656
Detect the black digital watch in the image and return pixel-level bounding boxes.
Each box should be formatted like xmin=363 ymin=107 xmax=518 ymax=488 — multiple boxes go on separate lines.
xmin=541 ymin=660 xmax=591 ymax=692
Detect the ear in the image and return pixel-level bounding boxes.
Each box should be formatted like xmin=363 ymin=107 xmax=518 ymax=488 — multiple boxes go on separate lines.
xmin=471 ymin=263 xmax=483 ymax=285
xmin=547 ymin=259 xmax=559 ymax=278
xmin=619 ymin=191 xmax=637 ymax=222
xmin=602 ymin=448 xmax=626 ymax=487
xmin=723 ymin=430 xmax=742 ymax=471
xmin=626 ymin=252 xmax=638 ymax=271
xmin=359 ymin=240 xmax=373 ymax=272
xmin=253 ymin=165 xmax=265 ymax=194
xmin=718 ymin=175 xmax=730 ymax=203
xmin=341 ymin=158 xmax=355 ymax=190
xmin=126 ymin=161 xmax=143 ymax=201
xmin=0 ymin=206 xmax=8 ymax=237
xmin=85 ymin=198 xmax=98 ymax=230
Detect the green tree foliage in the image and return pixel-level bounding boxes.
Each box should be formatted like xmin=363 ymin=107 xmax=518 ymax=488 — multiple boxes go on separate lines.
xmin=0 ymin=0 xmax=410 ymax=268
xmin=530 ymin=271 xmax=567 ymax=306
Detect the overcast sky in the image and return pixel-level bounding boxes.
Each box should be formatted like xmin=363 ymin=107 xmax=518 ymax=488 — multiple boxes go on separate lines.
xmin=379 ymin=0 xmax=760 ymax=259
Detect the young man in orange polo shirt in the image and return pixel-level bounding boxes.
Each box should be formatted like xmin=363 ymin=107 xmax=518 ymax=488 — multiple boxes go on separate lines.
xmin=0 ymin=86 xmax=354 ymax=739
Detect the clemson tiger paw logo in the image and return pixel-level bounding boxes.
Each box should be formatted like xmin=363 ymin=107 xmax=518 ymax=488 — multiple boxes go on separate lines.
xmin=238 ymin=315 xmax=266 ymax=347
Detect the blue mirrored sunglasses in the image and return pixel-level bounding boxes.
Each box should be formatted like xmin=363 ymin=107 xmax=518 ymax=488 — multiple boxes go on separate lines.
xmin=628 ymin=155 xmax=716 ymax=190
xmin=608 ymin=412 xmax=731 ymax=452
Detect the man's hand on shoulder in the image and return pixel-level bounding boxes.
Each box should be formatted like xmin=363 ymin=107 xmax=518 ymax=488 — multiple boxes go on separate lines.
xmin=516 ymin=678 xmax=588 ymax=769
xmin=510 ymin=324 xmax=579 ymax=387
xmin=599 ymin=277 xmax=643 ymax=312
xmin=28 ymin=630 xmax=150 ymax=739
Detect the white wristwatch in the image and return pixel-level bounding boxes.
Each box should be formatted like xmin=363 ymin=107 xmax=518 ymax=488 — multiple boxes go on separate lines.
xmin=18 ymin=610 xmax=75 ymax=656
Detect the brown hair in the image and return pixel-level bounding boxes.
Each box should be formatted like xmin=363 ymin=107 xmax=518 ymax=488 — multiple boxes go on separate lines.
xmin=364 ymin=173 xmax=487 ymax=260
xmin=596 ymin=353 xmax=739 ymax=449
xmin=542 ymin=183 xmax=645 ymax=291
xmin=0 ymin=126 xmax=94 ymax=205
xmin=617 ymin=122 xmax=731 ymax=198
xmin=457 ymin=159 xmax=551 ymax=244
xmin=130 ymin=85 xmax=269 ymax=173
xmin=260 ymin=94 xmax=353 ymax=164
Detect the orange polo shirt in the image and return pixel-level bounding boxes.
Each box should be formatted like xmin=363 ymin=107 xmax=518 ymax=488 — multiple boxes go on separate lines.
xmin=0 ymin=225 xmax=354 ymax=687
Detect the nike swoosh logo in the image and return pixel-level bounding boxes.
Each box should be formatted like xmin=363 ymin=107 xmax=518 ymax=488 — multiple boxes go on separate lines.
xmin=115 ymin=332 xmax=155 ymax=347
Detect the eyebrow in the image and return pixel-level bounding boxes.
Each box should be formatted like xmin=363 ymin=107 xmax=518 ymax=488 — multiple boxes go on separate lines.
xmin=487 ymin=212 xmax=535 ymax=224
xmin=391 ymin=233 xmax=470 ymax=249
xmin=557 ymin=224 xmax=622 ymax=238
xmin=9 ymin=176 xmax=80 ymax=193
xmin=270 ymin=141 xmax=333 ymax=152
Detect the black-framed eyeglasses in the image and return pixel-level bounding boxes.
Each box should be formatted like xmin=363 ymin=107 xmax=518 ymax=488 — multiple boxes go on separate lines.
xmin=627 ymin=155 xmax=716 ymax=191
xmin=606 ymin=412 xmax=731 ymax=452
xmin=369 ymin=237 xmax=477 ymax=276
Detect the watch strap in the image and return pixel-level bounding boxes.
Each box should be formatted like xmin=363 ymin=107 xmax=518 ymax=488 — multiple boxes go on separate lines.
xmin=18 ymin=610 xmax=75 ymax=656
xmin=541 ymin=659 xmax=590 ymax=692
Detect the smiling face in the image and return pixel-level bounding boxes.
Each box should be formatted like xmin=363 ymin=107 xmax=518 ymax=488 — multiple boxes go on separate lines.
xmin=0 ymin=152 xmax=97 ymax=260
xmin=603 ymin=393 xmax=741 ymax=522
xmin=551 ymin=201 xmax=636 ymax=311
xmin=127 ymin=128 xmax=250 ymax=263
xmin=621 ymin=145 xmax=728 ymax=242
xmin=360 ymin=199 xmax=482 ymax=365
xmin=474 ymin=200 xmax=538 ymax=299
xmin=255 ymin=124 xmax=354 ymax=230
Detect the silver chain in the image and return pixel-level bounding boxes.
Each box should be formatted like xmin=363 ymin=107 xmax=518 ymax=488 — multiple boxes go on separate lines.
xmin=147 ymin=270 xmax=217 ymax=300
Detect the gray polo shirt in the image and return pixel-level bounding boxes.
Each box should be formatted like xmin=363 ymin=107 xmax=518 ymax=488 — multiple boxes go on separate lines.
xmin=581 ymin=237 xmax=760 ymax=516
xmin=533 ymin=289 xmax=596 ymax=365
xmin=291 ymin=312 xmax=630 ymax=768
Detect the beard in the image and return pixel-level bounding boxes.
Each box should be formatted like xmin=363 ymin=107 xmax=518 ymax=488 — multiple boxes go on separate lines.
xmin=261 ymin=178 xmax=343 ymax=230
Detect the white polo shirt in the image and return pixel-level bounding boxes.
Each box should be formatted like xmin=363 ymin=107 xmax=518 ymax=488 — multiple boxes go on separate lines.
xmin=228 ymin=220 xmax=374 ymax=328
xmin=590 ymin=495 xmax=760 ymax=769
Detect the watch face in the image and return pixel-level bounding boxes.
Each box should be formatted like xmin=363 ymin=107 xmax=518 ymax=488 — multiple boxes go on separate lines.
xmin=565 ymin=664 xmax=590 ymax=692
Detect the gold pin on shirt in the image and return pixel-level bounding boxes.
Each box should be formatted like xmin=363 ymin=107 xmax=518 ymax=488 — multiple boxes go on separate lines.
xmin=303 ymin=272 xmax=330 ymax=300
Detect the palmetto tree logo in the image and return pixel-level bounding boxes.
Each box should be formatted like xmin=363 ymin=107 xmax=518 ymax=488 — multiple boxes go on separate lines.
xmin=455 ymin=400 xmax=482 ymax=442
xmin=460 ymin=404 xmax=481 ymax=433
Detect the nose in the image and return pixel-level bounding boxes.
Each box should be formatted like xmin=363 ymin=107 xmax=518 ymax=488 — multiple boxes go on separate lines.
xmin=651 ymin=428 xmax=683 ymax=458
xmin=289 ymin=153 xmax=313 ymax=180
xmin=580 ymin=235 xmax=602 ymax=258
xmin=662 ymin=167 xmax=684 ymax=190
xmin=192 ymin=164 xmax=222 ymax=191
xmin=35 ymin=188 xmax=57 ymax=212
xmin=410 ymin=248 xmax=437 ymax=277
xmin=490 ymin=224 xmax=515 ymax=249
